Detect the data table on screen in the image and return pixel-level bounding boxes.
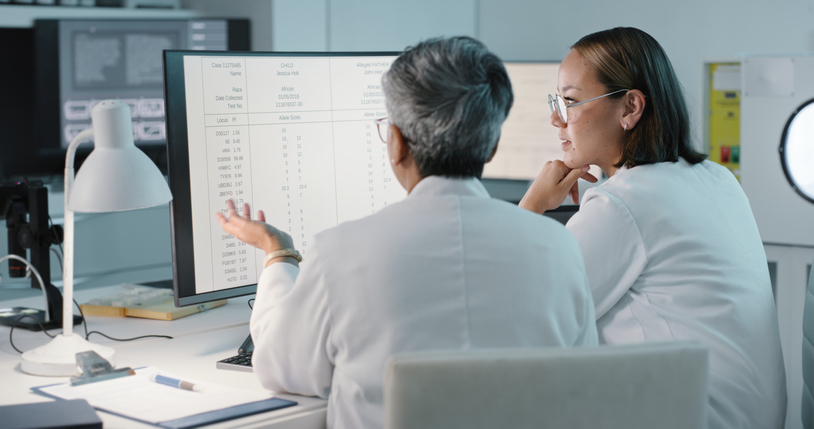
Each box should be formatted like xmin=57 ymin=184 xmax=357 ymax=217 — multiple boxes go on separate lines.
xmin=181 ymin=55 xmax=405 ymax=294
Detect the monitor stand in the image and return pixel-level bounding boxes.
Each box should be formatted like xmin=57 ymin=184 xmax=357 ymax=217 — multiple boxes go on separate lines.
xmin=238 ymin=334 xmax=254 ymax=354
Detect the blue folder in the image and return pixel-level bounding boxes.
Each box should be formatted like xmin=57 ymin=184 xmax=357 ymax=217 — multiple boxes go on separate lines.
xmin=159 ymin=397 xmax=297 ymax=429
xmin=32 ymin=383 xmax=297 ymax=429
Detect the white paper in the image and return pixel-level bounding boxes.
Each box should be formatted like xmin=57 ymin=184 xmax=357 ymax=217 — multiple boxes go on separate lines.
xmin=712 ymin=65 xmax=741 ymax=91
xmin=37 ymin=367 xmax=273 ymax=424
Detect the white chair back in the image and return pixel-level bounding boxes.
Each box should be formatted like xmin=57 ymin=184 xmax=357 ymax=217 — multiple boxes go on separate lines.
xmin=384 ymin=341 xmax=708 ymax=429
xmin=803 ymin=262 xmax=814 ymax=429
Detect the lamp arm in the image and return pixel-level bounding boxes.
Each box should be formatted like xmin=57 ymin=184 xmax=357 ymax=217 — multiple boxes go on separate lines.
xmin=63 ymin=128 xmax=94 ymax=337
xmin=65 ymin=129 xmax=94 ymax=172
xmin=0 ymin=254 xmax=47 ymax=320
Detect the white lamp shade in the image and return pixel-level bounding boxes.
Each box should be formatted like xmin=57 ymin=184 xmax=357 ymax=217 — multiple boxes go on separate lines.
xmin=68 ymin=100 xmax=172 ymax=212
xmin=69 ymin=146 xmax=172 ymax=212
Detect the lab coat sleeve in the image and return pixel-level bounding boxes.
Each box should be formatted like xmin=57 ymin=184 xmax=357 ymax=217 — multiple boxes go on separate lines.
xmin=572 ymin=268 xmax=600 ymax=346
xmin=249 ymin=242 xmax=334 ymax=398
xmin=566 ymin=189 xmax=647 ymax=319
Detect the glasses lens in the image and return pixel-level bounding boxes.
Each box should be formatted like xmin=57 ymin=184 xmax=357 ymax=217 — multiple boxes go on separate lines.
xmin=556 ymin=95 xmax=568 ymax=123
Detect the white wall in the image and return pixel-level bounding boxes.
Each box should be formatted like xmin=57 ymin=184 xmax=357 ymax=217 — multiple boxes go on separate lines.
xmin=271 ymin=0 xmax=327 ymax=51
xmin=268 ymin=0 xmax=476 ymax=52
xmin=262 ymin=0 xmax=814 ymax=152
xmin=479 ymin=0 xmax=814 ymax=151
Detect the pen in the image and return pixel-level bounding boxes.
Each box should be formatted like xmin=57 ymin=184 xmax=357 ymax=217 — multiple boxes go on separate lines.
xmin=152 ymin=374 xmax=204 ymax=392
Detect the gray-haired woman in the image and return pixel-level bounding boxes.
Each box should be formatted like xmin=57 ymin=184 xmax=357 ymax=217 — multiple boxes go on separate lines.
xmin=217 ymin=36 xmax=598 ymax=429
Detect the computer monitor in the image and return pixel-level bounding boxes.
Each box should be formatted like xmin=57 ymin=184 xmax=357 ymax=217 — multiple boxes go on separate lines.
xmin=24 ymin=18 xmax=250 ymax=178
xmin=164 ymin=50 xmax=407 ymax=306
xmin=483 ymin=62 xmax=562 ymax=181
xmin=0 ymin=27 xmax=36 ymax=182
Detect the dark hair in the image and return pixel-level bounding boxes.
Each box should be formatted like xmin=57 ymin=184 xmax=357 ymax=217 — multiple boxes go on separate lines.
xmin=382 ymin=36 xmax=514 ymax=178
xmin=572 ymin=27 xmax=706 ymax=168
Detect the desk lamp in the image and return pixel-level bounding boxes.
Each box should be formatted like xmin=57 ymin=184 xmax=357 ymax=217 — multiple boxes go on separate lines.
xmin=20 ymin=100 xmax=173 ymax=376
xmin=779 ymin=98 xmax=814 ymax=204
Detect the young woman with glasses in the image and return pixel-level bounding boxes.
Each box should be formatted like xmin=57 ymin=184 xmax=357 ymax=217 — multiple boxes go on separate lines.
xmin=519 ymin=27 xmax=786 ymax=429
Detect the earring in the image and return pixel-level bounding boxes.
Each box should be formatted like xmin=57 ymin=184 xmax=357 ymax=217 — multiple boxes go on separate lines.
xmin=390 ymin=158 xmax=396 ymax=165
xmin=623 ymin=123 xmax=628 ymax=131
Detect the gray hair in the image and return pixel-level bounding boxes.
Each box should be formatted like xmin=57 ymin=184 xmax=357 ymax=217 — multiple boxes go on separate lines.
xmin=382 ymin=36 xmax=513 ymax=178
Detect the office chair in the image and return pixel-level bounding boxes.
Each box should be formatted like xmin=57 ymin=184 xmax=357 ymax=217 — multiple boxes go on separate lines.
xmin=803 ymin=262 xmax=814 ymax=429
xmin=384 ymin=341 xmax=708 ymax=429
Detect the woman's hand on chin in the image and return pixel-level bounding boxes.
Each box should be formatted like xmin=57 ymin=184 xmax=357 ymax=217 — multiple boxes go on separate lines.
xmin=519 ymin=161 xmax=597 ymax=214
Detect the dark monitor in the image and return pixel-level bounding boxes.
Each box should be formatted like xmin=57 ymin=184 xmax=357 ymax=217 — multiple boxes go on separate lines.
xmin=543 ymin=205 xmax=580 ymax=225
xmin=0 ymin=27 xmax=37 ymax=182
xmin=164 ymin=50 xmax=407 ymax=306
xmin=20 ymin=18 xmax=250 ymax=179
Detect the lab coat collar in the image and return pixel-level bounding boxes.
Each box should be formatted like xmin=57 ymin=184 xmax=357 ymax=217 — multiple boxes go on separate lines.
xmin=608 ymin=158 xmax=691 ymax=182
xmin=608 ymin=165 xmax=628 ymax=181
xmin=408 ymin=176 xmax=490 ymax=199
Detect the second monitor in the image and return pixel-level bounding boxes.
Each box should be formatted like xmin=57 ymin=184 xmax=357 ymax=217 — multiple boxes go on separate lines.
xmin=483 ymin=62 xmax=562 ymax=181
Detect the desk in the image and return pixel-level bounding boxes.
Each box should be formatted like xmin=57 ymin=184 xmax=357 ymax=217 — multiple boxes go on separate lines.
xmin=0 ymin=285 xmax=327 ymax=429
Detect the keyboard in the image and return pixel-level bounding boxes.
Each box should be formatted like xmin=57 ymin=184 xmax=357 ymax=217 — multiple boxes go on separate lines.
xmin=216 ymin=352 xmax=254 ymax=372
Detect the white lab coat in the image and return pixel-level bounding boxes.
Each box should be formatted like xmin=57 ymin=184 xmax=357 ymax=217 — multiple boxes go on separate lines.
xmin=567 ymin=159 xmax=787 ymax=429
xmin=250 ymin=176 xmax=598 ymax=429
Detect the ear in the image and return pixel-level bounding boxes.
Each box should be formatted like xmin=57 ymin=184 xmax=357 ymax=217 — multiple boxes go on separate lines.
xmin=390 ymin=124 xmax=411 ymax=165
xmin=486 ymin=139 xmax=500 ymax=163
xmin=621 ymin=89 xmax=646 ymax=130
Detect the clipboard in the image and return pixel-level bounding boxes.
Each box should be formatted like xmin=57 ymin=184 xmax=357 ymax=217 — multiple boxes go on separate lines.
xmin=31 ymin=367 xmax=297 ymax=429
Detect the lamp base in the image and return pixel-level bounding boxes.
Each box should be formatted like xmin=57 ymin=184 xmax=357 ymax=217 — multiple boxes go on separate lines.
xmin=20 ymin=333 xmax=115 ymax=376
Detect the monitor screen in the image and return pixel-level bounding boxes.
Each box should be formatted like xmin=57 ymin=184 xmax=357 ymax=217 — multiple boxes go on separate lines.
xmin=482 ymin=62 xmax=561 ymax=180
xmin=30 ymin=19 xmax=250 ymax=177
xmin=164 ymin=50 xmax=407 ymax=306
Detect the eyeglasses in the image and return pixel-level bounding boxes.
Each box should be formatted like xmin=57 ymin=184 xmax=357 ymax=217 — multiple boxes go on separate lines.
xmin=374 ymin=117 xmax=389 ymax=143
xmin=548 ymin=89 xmax=630 ymax=124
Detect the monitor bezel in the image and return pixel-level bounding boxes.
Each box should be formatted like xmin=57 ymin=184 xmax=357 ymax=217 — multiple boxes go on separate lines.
xmin=164 ymin=49 xmax=401 ymax=307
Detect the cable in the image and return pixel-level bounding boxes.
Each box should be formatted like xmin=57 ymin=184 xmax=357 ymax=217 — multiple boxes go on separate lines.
xmin=48 ymin=215 xmax=64 ymax=258
xmin=48 ymin=238 xmax=171 ymax=344
xmin=5 ymin=297 xmax=174 ymax=355
xmin=248 ymin=298 xmax=255 ymax=310
xmin=0 ymin=254 xmax=50 ymax=323
xmin=4 ymin=236 xmax=172 ymax=354
xmin=75 ymin=297 xmax=89 ymax=339
xmin=72 ymin=298 xmax=172 ymax=343
xmin=86 ymin=331 xmax=173 ymax=342
xmin=50 ymin=247 xmax=63 ymax=271
xmin=8 ymin=315 xmax=57 ymax=354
